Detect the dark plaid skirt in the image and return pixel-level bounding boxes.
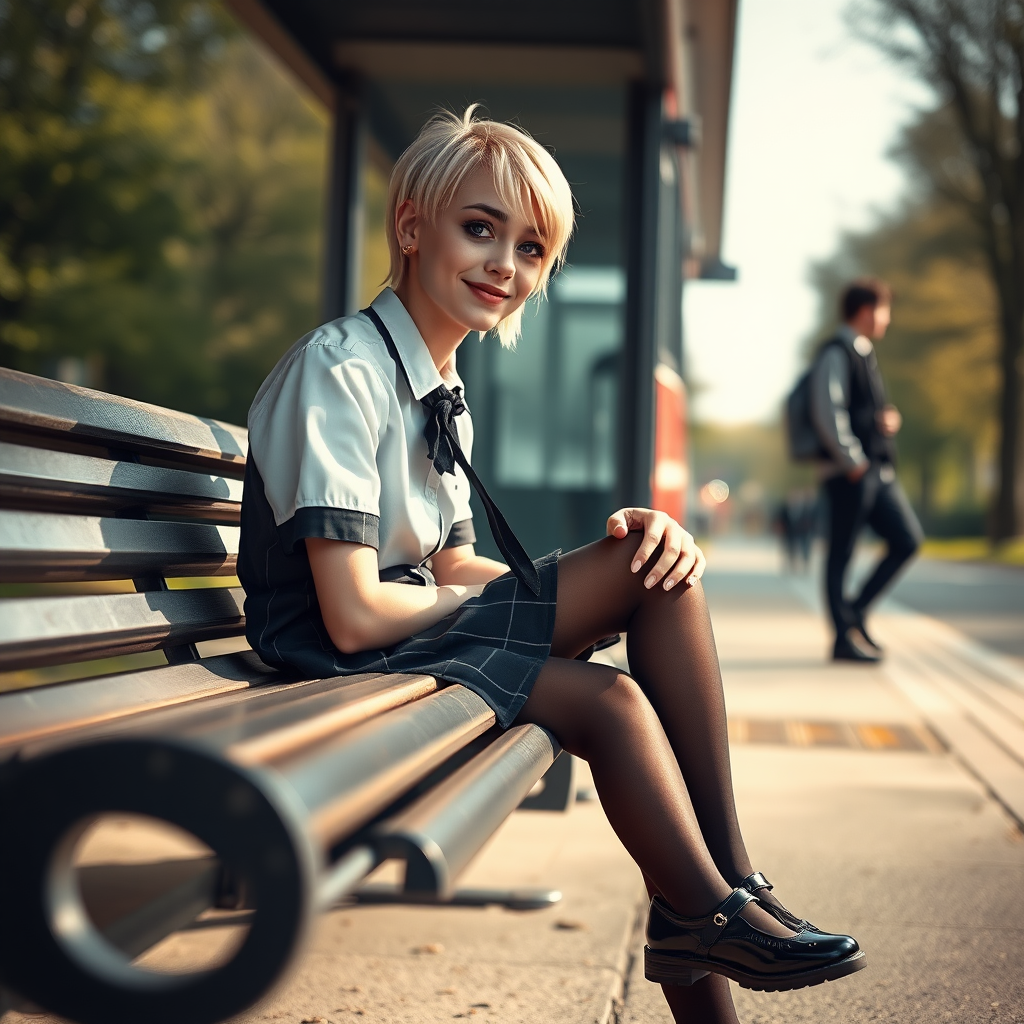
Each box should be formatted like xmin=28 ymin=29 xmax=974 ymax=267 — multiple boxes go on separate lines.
xmin=261 ymin=551 xmax=559 ymax=728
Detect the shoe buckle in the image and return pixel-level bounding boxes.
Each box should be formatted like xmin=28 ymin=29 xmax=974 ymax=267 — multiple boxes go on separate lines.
xmin=713 ymin=912 xmax=728 ymax=926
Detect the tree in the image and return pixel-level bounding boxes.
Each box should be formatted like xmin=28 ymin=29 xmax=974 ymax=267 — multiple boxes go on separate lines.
xmin=852 ymin=0 xmax=1024 ymax=541
xmin=0 ymin=0 xmax=235 ymax=338
xmin=1 ymin=2 xmax=328 ymax=425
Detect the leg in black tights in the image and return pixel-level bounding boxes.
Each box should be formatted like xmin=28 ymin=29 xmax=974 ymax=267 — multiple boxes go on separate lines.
xmin=514 ymin=535 xmax=791 ymax=1023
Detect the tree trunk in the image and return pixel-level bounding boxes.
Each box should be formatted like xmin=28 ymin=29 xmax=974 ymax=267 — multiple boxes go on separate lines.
xmin=985 ymin=213 xmax=1024 ymax=540
xmin=991 ymin=296 xmax=1023 ymax=540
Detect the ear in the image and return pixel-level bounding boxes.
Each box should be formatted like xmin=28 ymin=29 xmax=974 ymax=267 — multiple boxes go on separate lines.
xmin=395 ymin=199 xmax=419 ymax=250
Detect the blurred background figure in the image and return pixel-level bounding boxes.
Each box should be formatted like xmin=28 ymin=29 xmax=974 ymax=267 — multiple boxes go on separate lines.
xmin=775 ymin=489 xmax=817 ymax=574
xmin=810 ymin=279 xmax=922 ymax=662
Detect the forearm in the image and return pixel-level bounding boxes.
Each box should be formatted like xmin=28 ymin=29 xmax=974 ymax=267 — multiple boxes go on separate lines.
xmin=342 ymin=581 xmax=471 ymax=651
xmin=305 ymin=537 xmax=478 ymax=654
xmin=430 ymin=545 xmax=508 ymax=585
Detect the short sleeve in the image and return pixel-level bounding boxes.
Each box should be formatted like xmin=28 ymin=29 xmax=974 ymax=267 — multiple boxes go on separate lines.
xmin=248 ymin=340 xmax=389 ymax=554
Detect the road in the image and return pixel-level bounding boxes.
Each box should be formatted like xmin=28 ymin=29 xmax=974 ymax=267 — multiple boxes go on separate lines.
xmin=889 ymin=557 xmax=1024 ymax=660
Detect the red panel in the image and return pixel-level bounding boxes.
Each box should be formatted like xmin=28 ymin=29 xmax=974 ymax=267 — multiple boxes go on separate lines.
xmin=651 ymin=363 xmax=688 ymax=524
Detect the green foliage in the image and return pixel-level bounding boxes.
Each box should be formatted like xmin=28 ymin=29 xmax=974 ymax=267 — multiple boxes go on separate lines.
xmin=807 ymin=108 xmax=999 ymax=532
xmin=0 ymin=1 xmax=328 ymax=425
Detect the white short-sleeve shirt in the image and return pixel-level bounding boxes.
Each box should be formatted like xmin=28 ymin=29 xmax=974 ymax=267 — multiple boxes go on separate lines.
xmin=243 ymin=288 xmax=476 ymax=573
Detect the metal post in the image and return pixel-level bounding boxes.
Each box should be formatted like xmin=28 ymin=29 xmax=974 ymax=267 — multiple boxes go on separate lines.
xmin=618 ymin=83 xmax=663 ymax=509
xmin=322 ymin=85 xmax=365 ymax=321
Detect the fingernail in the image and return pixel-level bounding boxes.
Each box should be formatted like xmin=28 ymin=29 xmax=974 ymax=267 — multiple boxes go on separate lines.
xmin=644 ymin=575 xmax=655 ymax=589
xmin=664 ymin=579 xmax=676 ymax=590
xmin=631 ymin=560 xmax=642 ymax=573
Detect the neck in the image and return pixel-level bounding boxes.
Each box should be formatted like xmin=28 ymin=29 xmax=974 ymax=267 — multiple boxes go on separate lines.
xmin=394 ymin=273 xmax=468 ymax=372
xmin=844 ymin=318 xmax=873 ymax=339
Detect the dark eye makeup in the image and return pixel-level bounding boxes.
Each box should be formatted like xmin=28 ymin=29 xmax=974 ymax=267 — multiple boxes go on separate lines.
xmin=462 ymin=219 xmax=545 ymax=259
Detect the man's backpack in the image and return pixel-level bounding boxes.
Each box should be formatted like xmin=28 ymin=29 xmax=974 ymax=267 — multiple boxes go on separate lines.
xmin=784 ymin=340 xmax=842 ymax=462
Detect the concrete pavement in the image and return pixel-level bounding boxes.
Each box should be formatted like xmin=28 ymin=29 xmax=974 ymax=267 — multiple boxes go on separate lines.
xmin=5 ymin=542 xmax=1024 ymax=1024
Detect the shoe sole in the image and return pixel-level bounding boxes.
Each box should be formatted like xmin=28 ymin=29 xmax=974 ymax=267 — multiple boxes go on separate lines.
xmin=644 ymin=947 xmax=867 ymax=991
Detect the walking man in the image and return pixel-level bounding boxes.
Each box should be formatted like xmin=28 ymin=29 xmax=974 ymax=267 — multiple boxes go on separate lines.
xmin=811 ymin=278 xmax=922 ymax=662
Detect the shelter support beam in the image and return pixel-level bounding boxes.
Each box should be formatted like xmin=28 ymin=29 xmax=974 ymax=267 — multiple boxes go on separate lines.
xmin=619 ymin=83 xmax=665 ymax=509
xmin=323 ymin=88 xmax=366 ymax=321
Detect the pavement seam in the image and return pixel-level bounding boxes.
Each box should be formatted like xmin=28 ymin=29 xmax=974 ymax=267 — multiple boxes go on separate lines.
xmin=597 ymin=886 xmax=647 ymax=1024
xmin=881 ymin=630 xmax=1024 ymax=829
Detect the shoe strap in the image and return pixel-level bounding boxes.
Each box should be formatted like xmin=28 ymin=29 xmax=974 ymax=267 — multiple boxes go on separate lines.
xmin=739 ymin=871 xmax=772 ymax=894
xmin=697 ymin=888 xmax=756 ymax=955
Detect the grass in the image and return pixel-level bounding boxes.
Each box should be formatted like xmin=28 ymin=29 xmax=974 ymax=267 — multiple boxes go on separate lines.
xmin=921 ymin=536 xmax=1024 ymax=566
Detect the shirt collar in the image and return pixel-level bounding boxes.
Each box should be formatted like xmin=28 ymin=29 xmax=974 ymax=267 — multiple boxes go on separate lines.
xmin=837 ymin=322 xmax=874 ymax=356
xmin=369 ymin=288 xmax=463 ymax=401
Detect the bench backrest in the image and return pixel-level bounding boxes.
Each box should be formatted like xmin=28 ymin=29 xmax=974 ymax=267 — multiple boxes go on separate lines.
xmin=0 ymin=367 xmax=272 ymax=749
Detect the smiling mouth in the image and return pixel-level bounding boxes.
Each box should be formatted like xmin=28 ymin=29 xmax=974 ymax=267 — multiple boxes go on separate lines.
xmin=465 ymin=281 xmax=509 ymax=304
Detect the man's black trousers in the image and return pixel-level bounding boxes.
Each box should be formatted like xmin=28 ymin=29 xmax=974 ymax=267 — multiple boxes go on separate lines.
xmin=823 ymin=465 xmax=923 ymax=638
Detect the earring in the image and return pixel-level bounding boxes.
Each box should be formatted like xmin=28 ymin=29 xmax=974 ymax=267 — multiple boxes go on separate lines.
xmin=402 ymin=244 xmax=415 ymax=256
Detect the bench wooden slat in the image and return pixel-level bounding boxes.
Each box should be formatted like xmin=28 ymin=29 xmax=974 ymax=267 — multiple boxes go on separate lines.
xmin=0 ymin=368 xmax=247 ymax=477
xmin=0 ymin=587 xmax=247 ymax=671
xmin=0 ymin=510 xmax=238 ymax=582
xmin=0 ymin=441 xmax=242 ymax=522
xmin=0 ymin=650 xmax=288 ymax=752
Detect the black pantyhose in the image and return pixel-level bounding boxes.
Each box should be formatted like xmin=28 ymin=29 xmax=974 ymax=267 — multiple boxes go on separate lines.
xmin=513 ymin=535 xmax=794 ymax=1023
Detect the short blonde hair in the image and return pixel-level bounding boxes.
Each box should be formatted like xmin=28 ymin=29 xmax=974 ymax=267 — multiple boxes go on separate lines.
xmin=386 ymin=106 xmax=575 ymax=347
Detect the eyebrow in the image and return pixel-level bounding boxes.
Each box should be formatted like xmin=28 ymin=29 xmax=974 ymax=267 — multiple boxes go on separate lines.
xmin=462 ymin=203 xmax=508 ymax=223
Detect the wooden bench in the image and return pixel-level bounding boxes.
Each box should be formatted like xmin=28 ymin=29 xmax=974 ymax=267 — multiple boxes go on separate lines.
xmin=0 ymin=367 xmax=573 ymax=1024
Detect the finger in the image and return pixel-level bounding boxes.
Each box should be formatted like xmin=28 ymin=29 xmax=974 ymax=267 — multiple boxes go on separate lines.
xmin=662 ymin=542 xmax=699 ymax=590
xmin=606 ymin=510 xmax=630 ymax=538
xmin=631 ymin=513 xmax=666 ymax=573
xmin=684 ymin=546 xmax=707 ymax=587
xmin=646 ymin=527 xmax=684 ymax=588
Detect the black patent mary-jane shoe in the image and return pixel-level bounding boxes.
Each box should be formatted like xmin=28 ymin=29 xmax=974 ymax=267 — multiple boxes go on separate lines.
xmin=738 ymin=871 xmax=817 ymax=932
xmin=644 ymin=889 xmax=866 ymax=992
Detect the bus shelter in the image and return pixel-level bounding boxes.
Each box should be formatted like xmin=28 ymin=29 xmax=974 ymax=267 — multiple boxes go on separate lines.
xmin=227 ymin=0 xmax=737 ymax=556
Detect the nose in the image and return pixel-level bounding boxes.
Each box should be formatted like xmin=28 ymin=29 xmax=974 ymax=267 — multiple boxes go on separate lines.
xmin=485 ymin=242 xmax=515 ymax=280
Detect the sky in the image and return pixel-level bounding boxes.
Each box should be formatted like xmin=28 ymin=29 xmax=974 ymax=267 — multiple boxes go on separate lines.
xmin=684 ymin=0 xmax=933 ymax=425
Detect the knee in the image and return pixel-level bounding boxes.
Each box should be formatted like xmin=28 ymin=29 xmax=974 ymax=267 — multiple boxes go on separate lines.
xmin=892 ymin=528 xmax=921 ymax=562
xmin=599 ymin=670 xmax=656 ymax=725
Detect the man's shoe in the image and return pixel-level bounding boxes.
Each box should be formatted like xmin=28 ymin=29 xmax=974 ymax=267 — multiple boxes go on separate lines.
xmin=738 ymin=872 xmax=817 ymax=932
xmin=833 ymin=629 xmax=882 ymax=663
xmin=852 ymin=612 xmax=883 ymax=653
xmin=644 ymin=890 xmax=866 ymax=991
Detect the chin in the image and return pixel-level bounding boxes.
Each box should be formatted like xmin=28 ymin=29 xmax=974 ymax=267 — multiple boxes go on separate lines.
xmin=458 ymin=307 xmax=504 ymax=334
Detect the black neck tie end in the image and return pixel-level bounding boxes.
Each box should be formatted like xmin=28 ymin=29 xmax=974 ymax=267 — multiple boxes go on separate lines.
xmin=514 ymin=561 xmax=542 ymax=597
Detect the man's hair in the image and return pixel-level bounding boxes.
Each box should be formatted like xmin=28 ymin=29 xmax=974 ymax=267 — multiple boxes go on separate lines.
xmin=840 ymin=277 xmax=892 ymax=321
xmin=385 ymin=105 xmax=575 ymax=347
